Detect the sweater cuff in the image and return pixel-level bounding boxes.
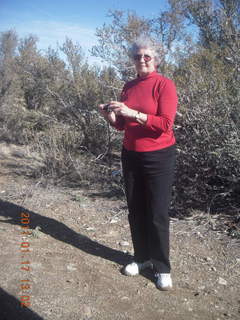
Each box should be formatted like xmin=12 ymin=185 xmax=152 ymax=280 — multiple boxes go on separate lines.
xmin=145 ymin=114 xmax=154 ymax=129
xmin=145 ymin=114 xmax=172 ymax=133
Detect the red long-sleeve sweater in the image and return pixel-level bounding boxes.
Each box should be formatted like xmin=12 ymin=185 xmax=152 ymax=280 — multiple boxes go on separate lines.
xmin=112 ymin=71 xmax=178 ymax=152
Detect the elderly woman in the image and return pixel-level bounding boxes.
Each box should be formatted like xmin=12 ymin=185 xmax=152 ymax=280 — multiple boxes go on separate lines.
xmin=98 ymin=37 xmax=178 ymax=291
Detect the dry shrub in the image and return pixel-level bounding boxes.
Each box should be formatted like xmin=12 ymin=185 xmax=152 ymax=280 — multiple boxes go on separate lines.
xmin=0 ymin=103 xmax=47 ymax=145
xmin=174 ymin=48 xmax=240 ymax=215
xmin=29 ymin=120 xmax=121 ymax=191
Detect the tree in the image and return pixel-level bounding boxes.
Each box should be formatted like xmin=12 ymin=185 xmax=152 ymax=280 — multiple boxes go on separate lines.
xmin=0 ymin=30 xmax=18 ymax=101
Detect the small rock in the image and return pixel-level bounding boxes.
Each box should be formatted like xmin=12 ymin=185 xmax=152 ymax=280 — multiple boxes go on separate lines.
xmin=119 ymin=241 xmax=130 ymax=247
xmin=204 ymin=257 xmax=212 ymax=262
xmin=145 ymin=282 xmax=155 ymax=288
xmin=110 ymin=218 xmax=120 ymax=224
xmin=211 ymin=266 xmax=217 ymax=271
xmin=83 ymin=283 xmax=89 ymax=290
xmin=67 ymin=263 xmax=77 ymax=271
xmin=218 ymin=277 xmax=227 ymax=286
xmin=223 ymin=312 xmax=230 ymax=317
xmin=86 ymin=227 xmax=95 ymax=231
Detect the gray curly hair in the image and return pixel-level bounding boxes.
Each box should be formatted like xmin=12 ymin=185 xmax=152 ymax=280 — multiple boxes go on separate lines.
xmin=128 ymin=36 xmax=163 ymax=66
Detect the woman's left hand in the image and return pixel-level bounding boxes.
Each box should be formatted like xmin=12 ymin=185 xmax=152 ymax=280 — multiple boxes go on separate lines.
xmin=109 ymin=101 xmax=136 ymax=118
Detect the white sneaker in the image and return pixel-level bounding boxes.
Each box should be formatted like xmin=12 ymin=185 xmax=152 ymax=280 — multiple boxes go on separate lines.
xmin=123 ymin=261 xmax=152 ymax=276
xmin=155 ymin=273 xmax=173 ymax=291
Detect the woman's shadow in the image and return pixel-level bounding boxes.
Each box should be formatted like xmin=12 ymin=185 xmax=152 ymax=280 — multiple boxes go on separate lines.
xmin=0 ymin=198 xmax=155 ymax=318
xmin=0 ymin=198 xmax=133 ymax=266
xmin=0 ymin=198 xmax=156 ymax=288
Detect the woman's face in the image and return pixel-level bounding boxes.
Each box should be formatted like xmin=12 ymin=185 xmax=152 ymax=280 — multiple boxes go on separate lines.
xmin=133 ymin=47 xmax=156 ymax=76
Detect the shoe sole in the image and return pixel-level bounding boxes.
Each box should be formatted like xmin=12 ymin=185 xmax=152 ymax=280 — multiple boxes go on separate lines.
xmin=124 ymin=272 xmax=139 ymax=276
xmin=156 ymin=285 xmax=173 ymax=291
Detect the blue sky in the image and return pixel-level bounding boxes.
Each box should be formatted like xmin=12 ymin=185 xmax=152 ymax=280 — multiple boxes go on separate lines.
xmin=0 ymin=0 xmax=169 ymax=65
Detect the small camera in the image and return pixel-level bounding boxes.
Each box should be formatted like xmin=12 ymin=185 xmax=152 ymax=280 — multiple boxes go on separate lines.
xmin=103 ymin=104 xmax=111 ymax=112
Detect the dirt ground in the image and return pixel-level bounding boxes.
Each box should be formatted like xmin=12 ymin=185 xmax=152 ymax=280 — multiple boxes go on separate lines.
xmin=0 ymin=142 xmax=239 ymax=320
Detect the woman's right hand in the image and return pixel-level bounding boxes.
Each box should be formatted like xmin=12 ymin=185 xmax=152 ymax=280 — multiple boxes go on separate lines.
xmin=98 ymin=104 xmax=117 ymax=124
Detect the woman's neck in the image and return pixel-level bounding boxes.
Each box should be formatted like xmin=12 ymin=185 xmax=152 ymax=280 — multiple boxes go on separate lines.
xmin=138 ymin=71 xmax=150 ymax=77
xmin=138 ymin=70 xmax=155 ymax=77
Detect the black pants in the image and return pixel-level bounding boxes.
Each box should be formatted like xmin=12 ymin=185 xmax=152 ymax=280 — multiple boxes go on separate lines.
xmin=121 ymin=144 xmax=176 ymax=273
